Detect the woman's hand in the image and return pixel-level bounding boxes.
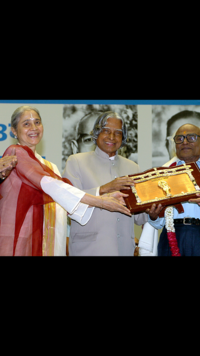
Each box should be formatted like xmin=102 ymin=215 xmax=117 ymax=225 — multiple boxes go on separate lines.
xmin=81 ymin=191 xmax=131 ymax=216
xmin=100 ymin=191 xmax=131 ymax=216
xmin=0 ymin=148 xmax=17 ymax=179
xmin=106 ymin=191 xmax=128 ymax=205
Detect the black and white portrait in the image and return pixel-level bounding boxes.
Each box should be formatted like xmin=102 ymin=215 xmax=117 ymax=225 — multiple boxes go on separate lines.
xmin=62 ymin=104 xmax=138 ymax=170
xmin=152 ymin=105 xmax=200 ymax=167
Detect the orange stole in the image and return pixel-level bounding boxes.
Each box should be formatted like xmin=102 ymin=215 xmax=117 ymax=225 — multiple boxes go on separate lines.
xmin=42 ymin=159 xmax=56 ymax=256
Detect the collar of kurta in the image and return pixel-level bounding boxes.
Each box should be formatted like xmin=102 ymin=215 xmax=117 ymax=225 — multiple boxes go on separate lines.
xmin=95 ymin=146 xmax=118 ymax=161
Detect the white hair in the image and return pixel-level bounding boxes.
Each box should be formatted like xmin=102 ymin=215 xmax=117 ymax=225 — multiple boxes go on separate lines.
xmin=91 ymin=111 xmax=127 ymax=147
xmin=11 ymin=105 xmax=42 ymax=130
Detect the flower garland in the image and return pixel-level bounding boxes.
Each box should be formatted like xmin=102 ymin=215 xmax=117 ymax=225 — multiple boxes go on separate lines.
xmin=165 ymin=206 xmax=181 ymax=256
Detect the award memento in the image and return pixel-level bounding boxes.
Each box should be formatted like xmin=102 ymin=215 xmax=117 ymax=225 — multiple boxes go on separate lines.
xmin=120 ymin=162 xmax=200 ymax=217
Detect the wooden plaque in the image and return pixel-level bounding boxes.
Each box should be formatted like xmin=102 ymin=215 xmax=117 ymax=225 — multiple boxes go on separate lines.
xmin=120 ymin=162 xmax=200 ymax=217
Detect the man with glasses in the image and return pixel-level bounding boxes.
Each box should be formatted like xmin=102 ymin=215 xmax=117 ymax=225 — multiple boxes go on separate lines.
xmin=146 ymin=123 xmax=200 ymax=256
xmin=63 ymin=111 xmax=147 ymax=256
xmin=165 ymin=110 xmax=200 ymax=160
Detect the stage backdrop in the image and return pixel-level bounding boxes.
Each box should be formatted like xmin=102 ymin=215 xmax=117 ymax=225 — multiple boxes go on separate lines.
xmin=152 ymin=104 xmax=200 ymax=167
xmin=1 ymin=100 xmax=200 ymax=240
xmin=0 ymin=102 xmax=152 ymax=173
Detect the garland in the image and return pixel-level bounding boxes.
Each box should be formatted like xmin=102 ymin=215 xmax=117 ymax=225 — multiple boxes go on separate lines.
xmin=165 ymin=206 xmax=181 ymax=256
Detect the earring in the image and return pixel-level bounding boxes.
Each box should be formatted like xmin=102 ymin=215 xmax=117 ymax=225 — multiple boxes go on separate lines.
xmin=15 ymin=135 xmax=18 ymax=139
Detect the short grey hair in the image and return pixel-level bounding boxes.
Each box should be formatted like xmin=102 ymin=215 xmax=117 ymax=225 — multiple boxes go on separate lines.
xmin=11 ymin=105 xmax=42 ymax=130
xmin=91 ymin=111 xmax=127 ymax=147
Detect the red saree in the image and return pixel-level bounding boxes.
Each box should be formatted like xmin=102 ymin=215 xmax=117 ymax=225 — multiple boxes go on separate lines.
xmin=0 ymin=145 xmax=72 ymax=256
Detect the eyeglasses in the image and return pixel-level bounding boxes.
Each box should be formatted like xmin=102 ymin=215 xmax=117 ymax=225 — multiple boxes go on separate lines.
xmin=173 ymin=134 xmax=200 ymax=144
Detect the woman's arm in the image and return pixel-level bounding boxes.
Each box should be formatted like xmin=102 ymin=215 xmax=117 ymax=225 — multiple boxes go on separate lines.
xmin=41 ymin=176 xmax=131 ymax=215
xmin=81 ymin=191 xmax=131 ymax=216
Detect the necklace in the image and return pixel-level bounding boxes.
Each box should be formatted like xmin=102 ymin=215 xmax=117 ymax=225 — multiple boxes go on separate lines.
xmin=165 ymin=206 xmax=181 ymax=256
xmin=165 ymin=161 xmax=181 ymax=256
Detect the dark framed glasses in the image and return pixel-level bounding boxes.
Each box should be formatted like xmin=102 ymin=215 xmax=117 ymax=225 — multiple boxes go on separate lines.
xmin=173 ymin=134 xmax=200 ymax=144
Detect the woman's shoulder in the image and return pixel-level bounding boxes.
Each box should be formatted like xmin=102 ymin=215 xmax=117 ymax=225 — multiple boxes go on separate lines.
xmin=3 ymin=144 xmax=33 ymax=158
xmin=3 ymin=144 xmax=20 ymax=156
xmin=35 ymin=152 xmax=61 ymax=177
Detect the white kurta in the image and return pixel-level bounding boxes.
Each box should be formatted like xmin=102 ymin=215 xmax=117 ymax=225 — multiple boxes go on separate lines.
xmin=36 ymin=152 xmax=94 ymax=255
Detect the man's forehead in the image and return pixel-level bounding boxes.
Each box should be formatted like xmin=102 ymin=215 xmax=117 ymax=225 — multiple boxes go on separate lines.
xmin=106 ymin=117 xmax=123 ymax=128
xmin=169 ymin=116 xmax=200 ymax=134
xmin=103 ymin=126 xmax=122 ymax=131
xmin=176 ymin=125 xmax=200 ymax=135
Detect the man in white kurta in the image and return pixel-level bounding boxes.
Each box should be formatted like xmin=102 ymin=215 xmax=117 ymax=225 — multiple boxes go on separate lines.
xmin=63 ymin=112 xmax=147 ymax=256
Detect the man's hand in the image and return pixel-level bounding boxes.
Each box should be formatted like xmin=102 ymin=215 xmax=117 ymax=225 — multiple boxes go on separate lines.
xmin=100 ymin=176 xmax=135 ymax=195
xmin=146 ymin=203 xmax=163 ymax=221
xmin=189 ymin=193 xmax=200 ymax=206
xmin=0 ymin=148 xmax=17 ymax=180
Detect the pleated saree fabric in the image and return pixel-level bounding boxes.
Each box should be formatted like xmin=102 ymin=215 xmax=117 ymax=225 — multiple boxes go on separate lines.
xmin=0 ymin=145 xmax=71 ymax=256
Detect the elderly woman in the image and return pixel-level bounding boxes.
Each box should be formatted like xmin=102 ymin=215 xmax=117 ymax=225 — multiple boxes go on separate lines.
xmin=0 ymin=106 xmax=131 ymax=256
